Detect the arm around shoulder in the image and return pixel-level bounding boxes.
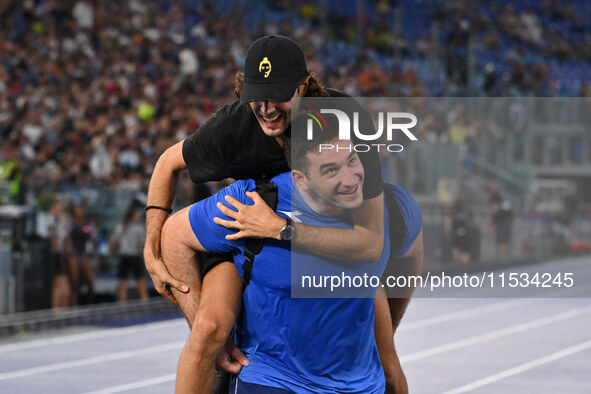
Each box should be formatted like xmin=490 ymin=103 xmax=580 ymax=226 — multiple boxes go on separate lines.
xmin=293 ymin=193 xmax=385 ymax=262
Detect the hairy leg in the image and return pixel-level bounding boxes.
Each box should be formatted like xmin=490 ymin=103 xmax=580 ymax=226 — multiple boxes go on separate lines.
xmin=176 ymin=263 xmax=243 ymax=394
xmin=161 ymin=207 xmax=204 ymax=323
xmin=161 ymin=207 xmax=243 ymax=394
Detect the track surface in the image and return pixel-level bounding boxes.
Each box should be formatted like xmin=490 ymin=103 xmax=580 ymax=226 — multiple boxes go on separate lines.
xmin=1 ymin=256 xmax=590 ymax=393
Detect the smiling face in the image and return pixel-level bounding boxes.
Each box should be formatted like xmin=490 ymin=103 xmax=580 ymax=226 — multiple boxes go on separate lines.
xmin=292 ymin=140 xmax=364 ymax=216
xmin=248 ymin=79 xmax=307 ymax=138
xmin=249 ymin=100 xmax=293 ymax=138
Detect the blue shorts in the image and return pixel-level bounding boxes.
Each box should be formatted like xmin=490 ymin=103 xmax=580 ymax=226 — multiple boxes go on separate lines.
xmin=231 ymin=377 xmax=293 ymax=394
xmin=231 ymin=377 xmax=386 ymax=393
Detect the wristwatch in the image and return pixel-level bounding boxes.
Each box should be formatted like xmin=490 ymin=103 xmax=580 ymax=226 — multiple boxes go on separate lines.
xmin=279 ymin=218 xmax=296 ymax=241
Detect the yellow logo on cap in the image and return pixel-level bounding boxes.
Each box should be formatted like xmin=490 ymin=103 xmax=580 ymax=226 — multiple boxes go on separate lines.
xmin=259 ymin=57 xmax=271 ymax=78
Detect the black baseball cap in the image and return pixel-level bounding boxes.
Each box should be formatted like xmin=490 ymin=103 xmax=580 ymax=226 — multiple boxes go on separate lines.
xmin=240 ymin=35 xmax=309 ymax=103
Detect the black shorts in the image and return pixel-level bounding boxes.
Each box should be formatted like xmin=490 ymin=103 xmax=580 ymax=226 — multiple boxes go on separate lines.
xmin=495 ymin=220 xmax=512 ymax=245
xmin=452 ymin=233 xmax=471 ymax=252
xmin=198 ymin=251 xmax=234 ymax=278
xmin=118 ymin=255 xmax=145 ymax=280
xmin=49 ymin=250 xmax=63 ymax=277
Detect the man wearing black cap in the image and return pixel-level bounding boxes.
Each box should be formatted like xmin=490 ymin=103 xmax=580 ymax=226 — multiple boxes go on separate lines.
xmin=144 ymin=36 xmax=406 ymax=393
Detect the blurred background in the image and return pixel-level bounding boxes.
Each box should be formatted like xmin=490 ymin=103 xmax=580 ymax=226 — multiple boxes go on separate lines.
xmin=0 ymin=0 xmax=590 ymax=322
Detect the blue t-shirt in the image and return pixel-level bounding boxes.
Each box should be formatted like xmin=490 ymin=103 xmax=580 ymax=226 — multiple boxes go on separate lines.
xmin=188 ymin=172 xmax=421 ymax=393
xmin=385 ymin=183 xmax=422 ymax=257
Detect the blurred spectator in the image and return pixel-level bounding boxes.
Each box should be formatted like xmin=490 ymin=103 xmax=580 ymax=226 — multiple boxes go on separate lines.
xmin=0 ymin=139 xmax=23 ymax=204
xmin=111 ymin=205 xmax=148 ymax=301
xmin=65 ymin=204 xmax=96 ymax=304
xmin=72 ymin=1 xmax=94 ymax=30
xmin=489 ymin=187 xmax=514 ymax=260
xmin=46 ymin=200 xmax=73 ymax=308
xmin=445 ymin=196 xmax=480 ymax=264
xmin=448 ymin=112 xmax=469 ymax=144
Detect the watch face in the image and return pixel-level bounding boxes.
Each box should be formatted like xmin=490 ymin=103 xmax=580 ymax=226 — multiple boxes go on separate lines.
xmin=281 ymin=224 xmax=295 ymax=241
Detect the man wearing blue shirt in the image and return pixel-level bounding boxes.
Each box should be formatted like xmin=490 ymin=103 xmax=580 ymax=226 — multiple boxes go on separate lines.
xmin=161 ymin=120 xmax=422 ymax=393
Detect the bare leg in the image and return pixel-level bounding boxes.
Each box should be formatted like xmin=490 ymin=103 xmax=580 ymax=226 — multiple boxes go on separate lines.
xmin=68 ymin=256 xmax=79 ymax=306
xmin=118 ymin=279 xmax=128 ymax=302
xmin=80 ymin=257 xmax=95 ymax=303
xmin=136 ymin=277 xmax=149 ymax=300
xmin=52 ymin=274 xmax=72 ymax=308
xmin=176 ymin=263 xmax=242 ymax=394
xmin=161 ymin=208 xmax=203 ymax=322
xmin=161 ymin=207 xmax=244 ymax=394
xmin=498 ymin=243 xmax=509 ymax=259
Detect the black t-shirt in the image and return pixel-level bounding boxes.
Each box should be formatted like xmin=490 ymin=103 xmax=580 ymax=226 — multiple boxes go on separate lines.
xmin=183 ymin=100 xmax=288 ymax=182
xmin=182 ymin=89 xmax=383 ymax=199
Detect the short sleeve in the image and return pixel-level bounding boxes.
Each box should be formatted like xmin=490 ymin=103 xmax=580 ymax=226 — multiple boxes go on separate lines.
xmin=388 ymin=184 xmax=422 ymax=256
xmin=188 ymin=179 xmax=253 ymax=253
xmin=182 ymin=103 xmax=239 ymax=183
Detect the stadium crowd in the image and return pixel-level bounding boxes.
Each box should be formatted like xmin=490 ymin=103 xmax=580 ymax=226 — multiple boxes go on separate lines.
xmin=1 ymin=0 xmax=590 ymax=196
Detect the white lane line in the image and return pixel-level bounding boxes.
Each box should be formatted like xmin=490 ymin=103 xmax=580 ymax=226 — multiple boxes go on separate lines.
xmin=399 ymin=298 xmax=538 ymax=331
xmin=442 ymin=338 xmax=591 ymax=393
xmin=400 ymin=305 xmax=591 ymax=363
xmin=82 ymin=374 xmax=177 ymax=394
xmin=0 ymin=319 xmax=186 ymax=353
xmin=0 ymin=341 xmax=184 ymax=381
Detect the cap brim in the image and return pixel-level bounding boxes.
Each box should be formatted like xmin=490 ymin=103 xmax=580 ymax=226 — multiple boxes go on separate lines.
xmin=240 ymin=80 xmax=300 ymax=104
